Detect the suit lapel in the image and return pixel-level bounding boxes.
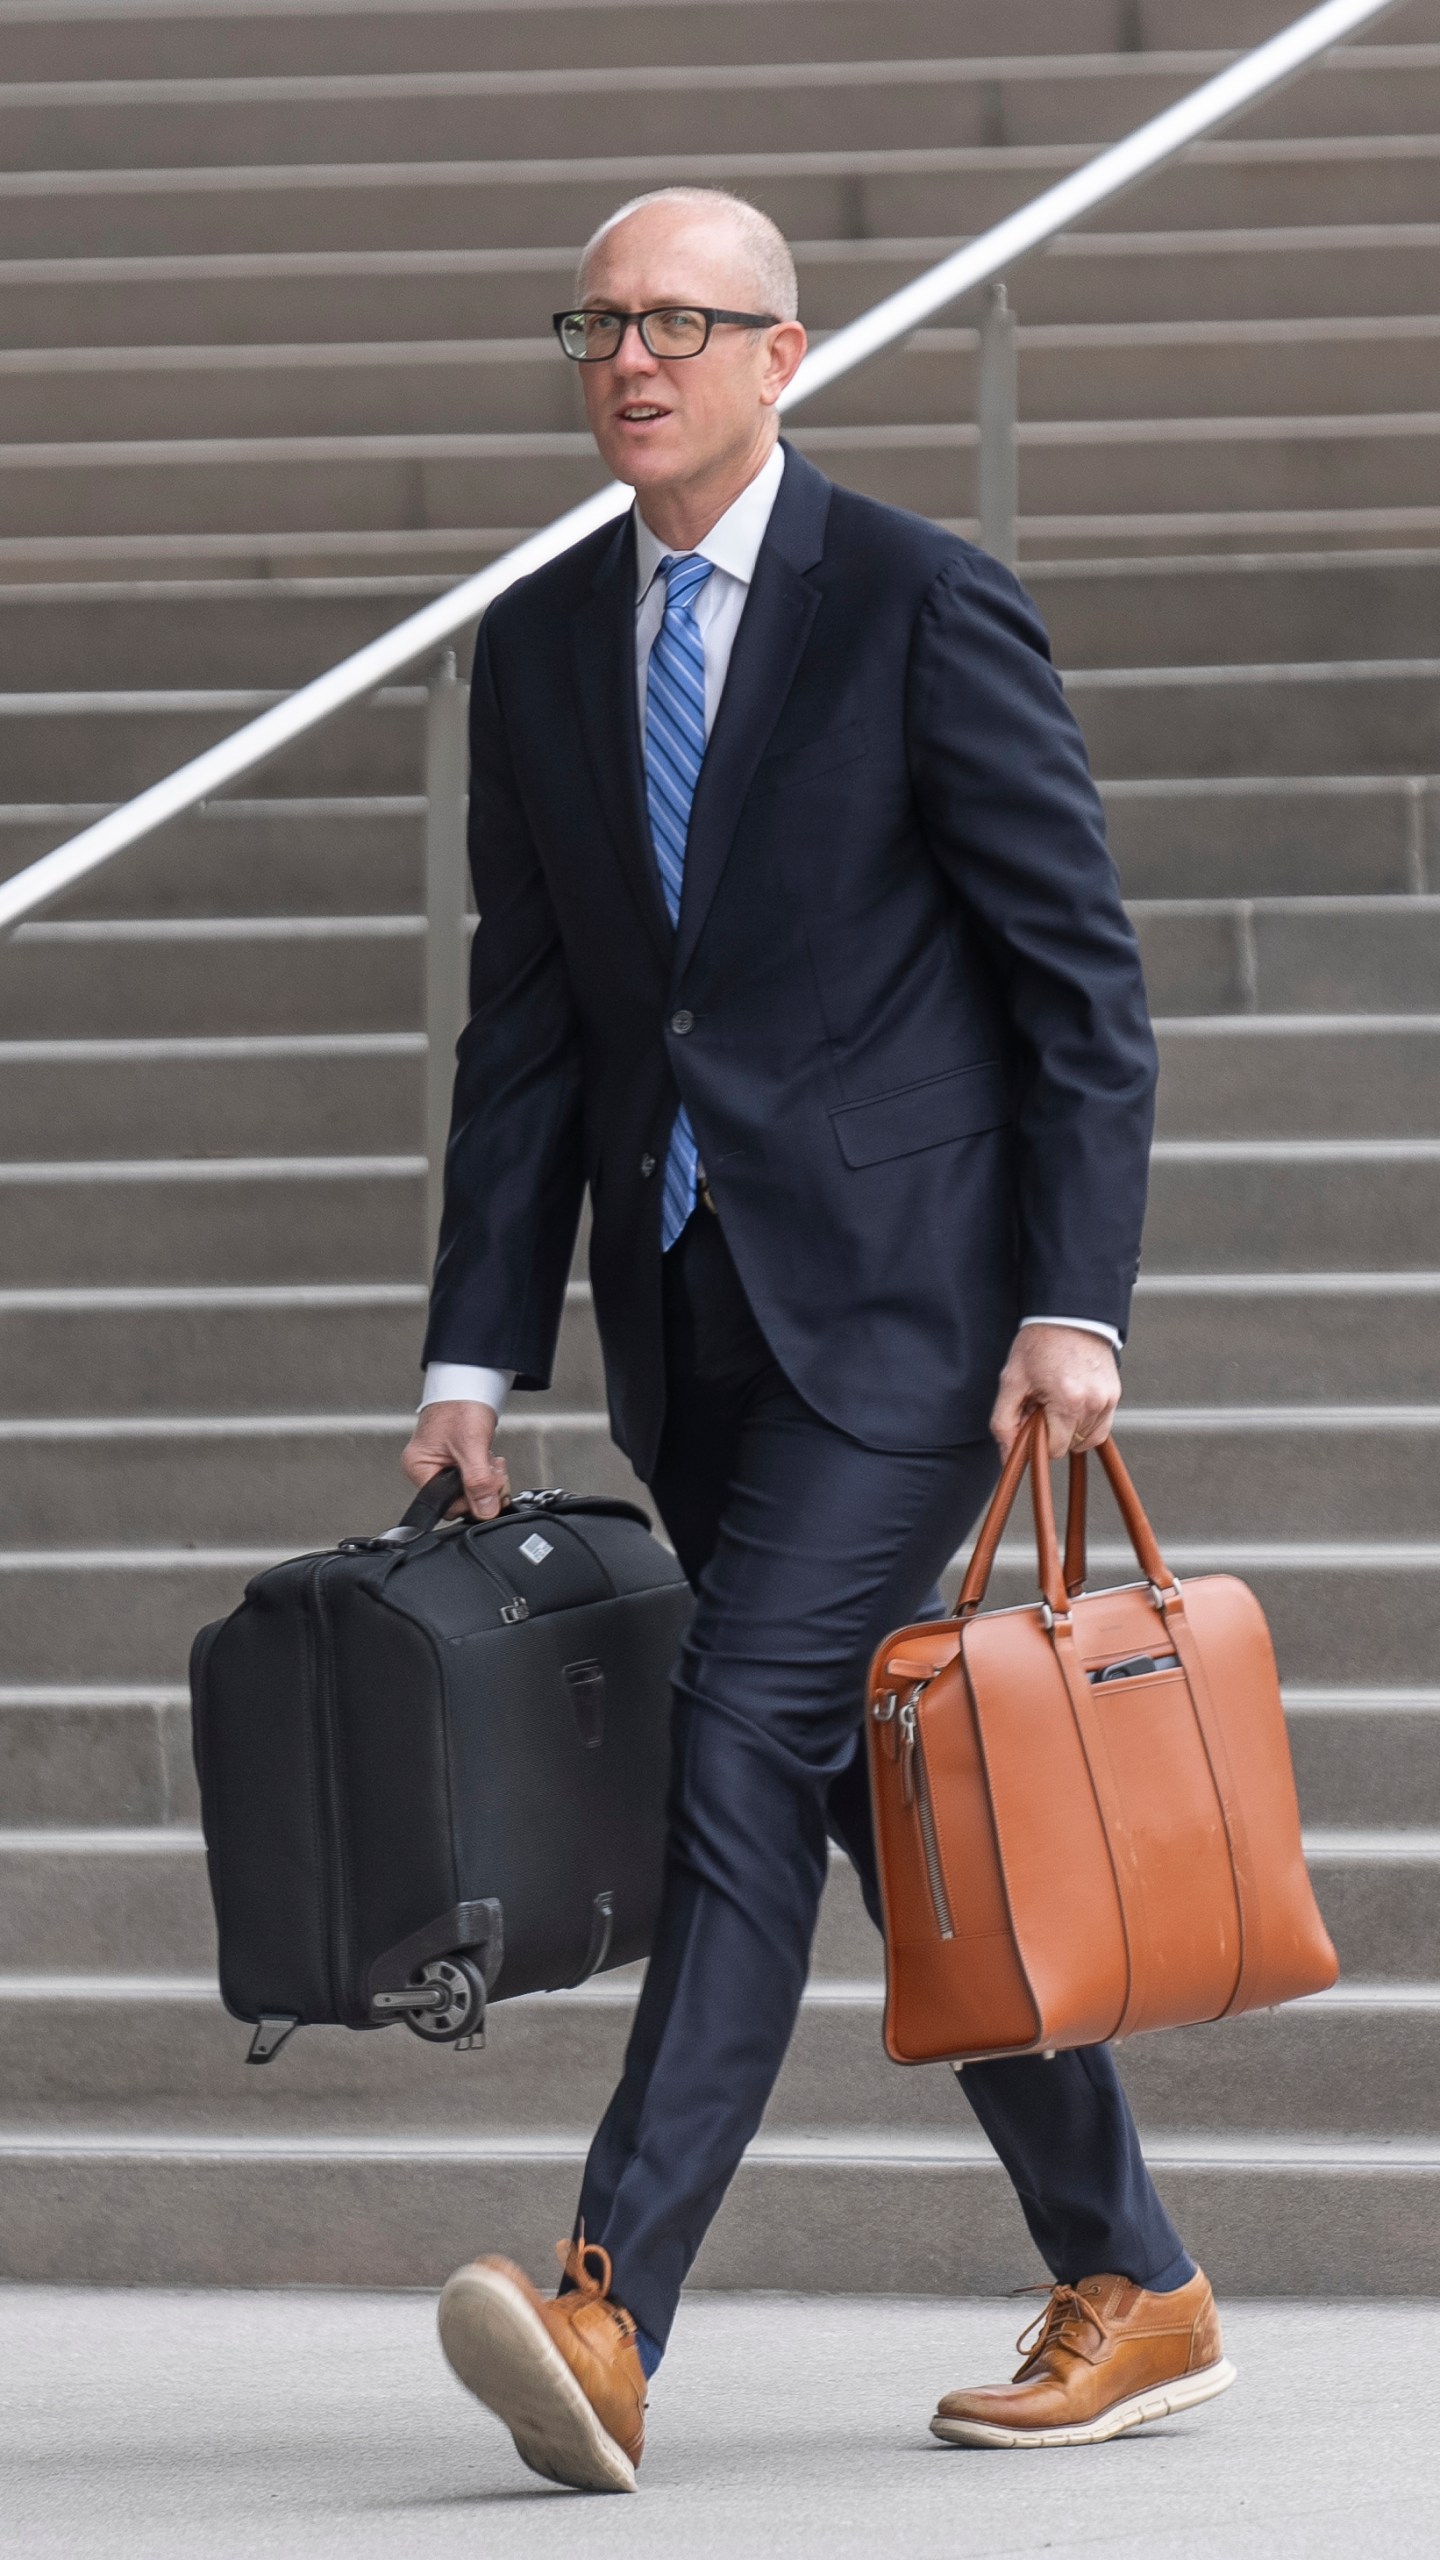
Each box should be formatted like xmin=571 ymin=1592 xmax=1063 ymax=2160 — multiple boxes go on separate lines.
xmin=570 ymin=513 xmax=673 ymax=967
xmin=673 ymin=446 xmax=832 ymax=978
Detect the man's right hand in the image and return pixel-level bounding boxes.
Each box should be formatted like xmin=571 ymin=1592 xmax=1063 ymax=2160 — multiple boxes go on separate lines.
xmin=401 ymin=1400 xmax=510 ymax=1521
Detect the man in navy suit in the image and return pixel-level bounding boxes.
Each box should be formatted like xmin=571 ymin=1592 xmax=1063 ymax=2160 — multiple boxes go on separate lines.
xmin=404 ymin=188 xmax=1231 ymax=2490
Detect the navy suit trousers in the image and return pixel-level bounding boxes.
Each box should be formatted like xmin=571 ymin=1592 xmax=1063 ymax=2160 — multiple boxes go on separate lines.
xmin=574 ymin=1211 xmax=1190 ymax=2348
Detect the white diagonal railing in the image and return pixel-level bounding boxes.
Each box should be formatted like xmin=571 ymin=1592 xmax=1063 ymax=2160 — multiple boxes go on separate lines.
xmin=0 ymin=0 xmax=1407 ymax=1237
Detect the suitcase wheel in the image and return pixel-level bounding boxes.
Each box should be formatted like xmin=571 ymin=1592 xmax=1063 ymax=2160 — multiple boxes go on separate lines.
xmin=400 ymin=1954 xmax=487 ymax=2046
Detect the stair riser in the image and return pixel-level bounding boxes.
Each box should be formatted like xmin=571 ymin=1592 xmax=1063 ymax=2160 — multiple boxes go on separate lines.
xmin=0 ymin=0 xmax=1368 ymax=84
xmin=0 ymin=1552 xmax=1436 ymax=1687
xmin=0 ymin=1420 xmax=645 ymax=1543
xmin=0 ymin=1981 xmax=1430 ymax=2141
xmin=1 ymin=680 xmax=1436 ymax=813
xmin=3 ymin=1283 xmax=1437 ymax=1417
xmin=0 ymin=700 xmax=425 ymax=803
xmin=2 ymin=908 xmax=1433 ymax=1042
xmin=0 ymin=1053 xmax=424 ymax=1159
xmin=0 ymin=1828 xmax=1426 ymax=1982
xmin=0 ymin=1174 xmax=425 ymax=1287
xmin=0 ymin=2147 xmax=1433 ymax=2292
xmin=0 ymin=70 xmax=1240 ymax=176
xmin=0 ymin=592 xmax=440 ymax=693
xmin=5 ymin=793 xmax=1427 ymax=923
xmin=5 ymin=1030 xmax=1436 ymax=1158
xmin=7 ymin=1418 xmax=1440 ymax=1543
xmin=1126 ymin=1290 xmax=1440 ymax=1405
xmin=1142 ymin=907 xmax=1440 ymax=1016
xmin=6 ymin=559 xmax=1440 ymax=695
xmin=0 ymin=1154 xmax=1435 ymax=1284
xmin=0 ymin=1702 xmax=196 ymax=1827
xmin=8 ymin=1691 xmax=1433 ymax=1831
xmin=0 ymin=811 xmax=427 ymax=917
xmin=2 ymin=434 xmax=1437 ymax=547
xmin=1155 ymin=1036 xmax=1440 ymax=1140
xmin=6 ymin=235 xmax=1437 ymax=352
xmin=13 ymin=326 xmax=1440 ymax=454
xmin=0 ymin=1292 xmax=618 ymax=1418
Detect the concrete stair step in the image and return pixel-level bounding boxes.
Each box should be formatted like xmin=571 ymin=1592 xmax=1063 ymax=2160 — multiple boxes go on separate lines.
xmin=0 ymin=1411 xmax=644 ymax=1542
xmin=0 ymin=1038 xmax=426 ymax=1159
xmin=0 ymin=1141 xmax=1437 ymax=1285
xmin=0 ymin=800 xmax=427 ymax=917
xmin=5 ymin=778 xmax=1434 ymax=922
xmin=8 ymin=1679 xmax=1434 ymax=1831
xmin=3 ymin=899 xmax=1437 ymax=1039
xmin=0 ymin=1159 xmax=425 ymax=1286
xmin=0 ymin=693 xmax=425 ymax=803
xmin=1126 ymin=1276 xmax=1440 ymax=1403
xmin=1 ymin=2120 xmax=1433 ymax=2291
xmin=10 ymin=306 xmax=1440 ymax=460
xmin=0 ymin=0 xmax=1369 ymax=84
xmin=0 ymin=1689 xmax=197 ymax=1826
xmin=1136 ymin=898 xmax=1440 ymax=1014
xmin=8 ymin=226 xmax=1440 ymax=362
xmin=0 ymin=580 xmax=443 ymax=691
xmin=5 ymin=661 xmax=1440 ymax=808
xmin=0 ymin=61 xmax=1253 ymax=177
xmin=3 ymin=422 xmax=1440 ymax=550
xmin=10 ymin=1406 xmax=1440 ymax=1545
xmin=1154 ymin=1020 xmax=1440 ymax=1138
xmin=5 ymin=550 xmax=1440 ymax=694
xmin=6 ymin=1017 xmax=1439 ymax=1160
xmin=0 ymin=1966 xmax=1432 ymax=2142
xmin=3 ymin=1272 xmax=1437 ymax=1417
xmin=0 ymin=1806 xmax=1431 ymax=1979
xmin=0 ymin=1545 xmax=1436 ymax=1685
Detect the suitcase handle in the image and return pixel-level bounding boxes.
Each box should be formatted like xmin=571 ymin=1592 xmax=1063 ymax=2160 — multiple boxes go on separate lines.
xmin=954 ymin=1411 xmax=1175 ymax=1623
xmin=394 ymin=1465 xmax=469 ymax=1536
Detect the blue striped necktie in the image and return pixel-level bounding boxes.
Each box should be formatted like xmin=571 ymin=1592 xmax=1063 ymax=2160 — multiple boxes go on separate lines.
xmin=644 ymin=549 xmax=715 ymax=1249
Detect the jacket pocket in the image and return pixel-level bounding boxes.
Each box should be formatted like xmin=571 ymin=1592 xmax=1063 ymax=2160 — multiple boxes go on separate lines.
xmin=830 ymin=1060 xmax=1012 ymax=1169
xmin=750 ymin=718 xmax=868 ymax=795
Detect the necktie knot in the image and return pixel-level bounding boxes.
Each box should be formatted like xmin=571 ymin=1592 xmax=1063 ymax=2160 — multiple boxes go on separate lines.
xmin=660 ymin=551 xmax=714 ymax=612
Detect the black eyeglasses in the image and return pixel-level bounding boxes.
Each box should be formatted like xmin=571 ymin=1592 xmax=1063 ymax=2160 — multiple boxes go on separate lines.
xmin=552 ymin=305 xmax=781 ymax=363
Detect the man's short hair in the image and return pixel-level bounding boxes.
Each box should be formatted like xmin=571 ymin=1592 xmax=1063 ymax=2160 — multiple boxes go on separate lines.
xmin=577 ymin=187 xmax=800 ymax=323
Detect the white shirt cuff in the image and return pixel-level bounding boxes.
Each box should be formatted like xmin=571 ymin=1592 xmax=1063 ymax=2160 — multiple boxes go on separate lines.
xmin=1020 ymin=1316 xmax=1122 ymax=1352
xmin=419 ymin=1363 xmax=514 ymax=1417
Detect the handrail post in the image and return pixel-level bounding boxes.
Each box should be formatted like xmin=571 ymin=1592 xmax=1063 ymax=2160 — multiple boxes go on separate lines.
xmin=977 ymin=279 xmax=1018 ymax=567
xmin=423 ymin=647 xmax=470 ymax=1267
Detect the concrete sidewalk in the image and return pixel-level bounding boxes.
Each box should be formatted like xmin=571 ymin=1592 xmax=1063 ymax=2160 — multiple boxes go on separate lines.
xmin=1 ymin=2287 xmax=1436 ymax=2559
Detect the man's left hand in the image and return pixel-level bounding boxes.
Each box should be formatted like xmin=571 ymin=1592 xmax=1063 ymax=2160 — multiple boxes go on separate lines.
xmin=990 ymin=1324 xmax=1121 ymax=1461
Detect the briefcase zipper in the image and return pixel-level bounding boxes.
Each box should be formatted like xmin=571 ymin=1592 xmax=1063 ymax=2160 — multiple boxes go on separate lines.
xmin=899 ymin=1692 xmax=955 ymax=1941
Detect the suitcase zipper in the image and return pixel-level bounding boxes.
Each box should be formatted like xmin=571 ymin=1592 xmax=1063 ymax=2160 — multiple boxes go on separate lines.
xmin=899 ymin=1690 xmax=955 ymax=1941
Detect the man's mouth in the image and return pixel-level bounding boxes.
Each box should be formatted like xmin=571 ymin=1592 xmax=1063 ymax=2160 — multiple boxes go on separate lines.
xmin=617 ymin=404 xmax=668 ymax=423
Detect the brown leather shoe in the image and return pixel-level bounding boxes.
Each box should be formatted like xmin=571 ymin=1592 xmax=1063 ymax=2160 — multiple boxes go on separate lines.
xmin=438 ymin=2235 xmax=647 ymax=2492
xmin=931 ymin=2268 xmax=1235 ymax=2449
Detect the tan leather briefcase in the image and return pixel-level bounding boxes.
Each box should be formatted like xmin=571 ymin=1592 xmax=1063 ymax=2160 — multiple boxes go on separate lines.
xmin=866 ymin=1410 xmax=1338 ymax=2066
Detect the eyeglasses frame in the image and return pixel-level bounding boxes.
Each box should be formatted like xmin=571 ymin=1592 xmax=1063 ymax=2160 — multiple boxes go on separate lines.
xmin=551 ymin=305 xmax=783 ymax=362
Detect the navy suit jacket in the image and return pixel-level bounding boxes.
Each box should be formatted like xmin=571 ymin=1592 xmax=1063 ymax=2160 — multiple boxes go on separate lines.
xmin=424 ymin=444 xmax=1157 ymax=1478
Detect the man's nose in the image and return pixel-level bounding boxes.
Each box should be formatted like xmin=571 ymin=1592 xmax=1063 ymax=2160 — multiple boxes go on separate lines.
xmin=611 ymin=320 xmax=660 ymax=372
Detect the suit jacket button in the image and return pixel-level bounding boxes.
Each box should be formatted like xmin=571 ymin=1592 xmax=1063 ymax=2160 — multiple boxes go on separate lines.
xmin=639 ymin=1153 xmax=657 ymax=1178
xmin=669 ymin=1008 xmax=694 ymax=1035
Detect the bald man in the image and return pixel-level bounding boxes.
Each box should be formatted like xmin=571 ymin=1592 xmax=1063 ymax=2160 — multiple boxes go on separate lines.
xmin=405 ymin=187 xmax=1230 ymax=2490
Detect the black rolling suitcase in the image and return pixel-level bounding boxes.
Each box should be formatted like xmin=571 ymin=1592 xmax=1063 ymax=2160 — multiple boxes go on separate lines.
xmin=190 ymin=1469 xmax=691 ymax=2064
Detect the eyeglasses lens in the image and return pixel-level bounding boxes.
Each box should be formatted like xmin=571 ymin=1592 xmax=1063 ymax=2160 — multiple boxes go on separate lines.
xmin=560 ymin=309 xmax=709 ymax=360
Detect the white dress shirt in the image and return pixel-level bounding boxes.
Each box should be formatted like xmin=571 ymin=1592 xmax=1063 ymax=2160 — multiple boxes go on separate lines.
xmin=420 ymin=442 xmax=1116 ymax=1417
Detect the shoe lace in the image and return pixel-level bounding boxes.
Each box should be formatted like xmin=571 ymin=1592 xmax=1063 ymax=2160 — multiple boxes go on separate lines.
xmin=1012 ymin=2283 xmax=1112 ymax=2376
xmin=554 ymin=2228 xmax=637 ymax=2350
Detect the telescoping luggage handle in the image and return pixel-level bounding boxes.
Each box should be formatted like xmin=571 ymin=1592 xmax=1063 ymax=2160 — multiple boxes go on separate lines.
xmin=954 ymin=1409 xmax=1181 ymax=1626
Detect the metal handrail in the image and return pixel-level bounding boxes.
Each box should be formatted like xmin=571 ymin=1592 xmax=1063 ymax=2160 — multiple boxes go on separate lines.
xmin=0 ymin=0 xmax=1403 ymax=945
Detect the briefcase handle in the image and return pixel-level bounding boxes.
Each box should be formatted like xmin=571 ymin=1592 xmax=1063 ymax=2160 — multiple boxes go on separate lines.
xmin=954 ymin=1409 xmax=1176 ymax=1623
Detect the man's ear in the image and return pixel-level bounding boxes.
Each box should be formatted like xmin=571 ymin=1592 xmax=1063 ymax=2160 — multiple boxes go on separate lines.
xmin=761 ymin=321 xmax=808 ymax=408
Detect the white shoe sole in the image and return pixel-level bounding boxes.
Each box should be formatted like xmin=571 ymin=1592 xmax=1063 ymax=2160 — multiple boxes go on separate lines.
xmin=930 ymin=2355 xmax=1237 ymax=2449
xmin=437 ymin=2263 xmax=638 ymax=2494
